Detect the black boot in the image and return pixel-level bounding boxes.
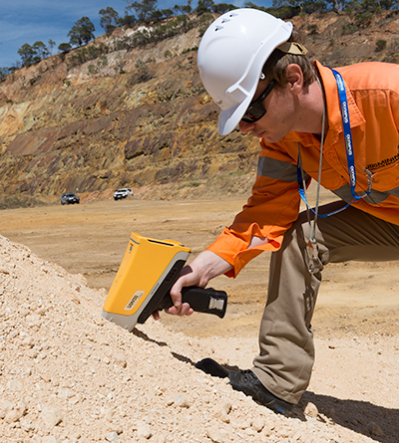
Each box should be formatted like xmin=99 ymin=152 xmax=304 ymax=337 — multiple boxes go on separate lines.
xmin=195 ymin=358 xmax=293 ymax=415
xmin=228 ymin=369 xmax=293 ymax=415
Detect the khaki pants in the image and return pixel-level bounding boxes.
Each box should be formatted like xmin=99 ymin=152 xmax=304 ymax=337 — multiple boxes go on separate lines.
xmin=252 ymin=201 xmax=399 ymax=404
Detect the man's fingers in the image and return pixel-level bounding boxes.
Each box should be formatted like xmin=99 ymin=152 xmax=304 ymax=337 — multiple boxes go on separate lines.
xmin=169 ymin=286 xmax=182 ymax=308
xmin=170 ymin=274 xmax=189 ymax=307
xmin=165 ymin=303 xmax=193 ymax=316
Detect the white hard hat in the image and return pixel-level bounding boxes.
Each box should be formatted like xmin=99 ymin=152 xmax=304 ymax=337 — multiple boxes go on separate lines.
xmin=197 ymin=9 xmax=293 ymax=135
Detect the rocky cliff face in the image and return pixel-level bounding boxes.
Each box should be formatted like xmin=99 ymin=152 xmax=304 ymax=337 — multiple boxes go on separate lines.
xmin=1 ymin=11 xmax=399 ymax=203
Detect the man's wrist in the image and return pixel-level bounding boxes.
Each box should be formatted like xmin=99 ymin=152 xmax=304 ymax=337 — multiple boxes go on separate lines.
xmin=194 ymin=250 xmax=233 ymax=281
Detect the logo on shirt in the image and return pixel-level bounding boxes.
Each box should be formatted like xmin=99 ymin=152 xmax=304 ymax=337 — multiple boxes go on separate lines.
xmin=366 ymin=153 xmax=399 ymax=171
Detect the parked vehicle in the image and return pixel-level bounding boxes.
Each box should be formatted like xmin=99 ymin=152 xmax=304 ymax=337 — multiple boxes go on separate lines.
xmin=114 ymin=188 xmax=133 ymax=201
xmin=61 ymin=193 xmax=80 ymax=205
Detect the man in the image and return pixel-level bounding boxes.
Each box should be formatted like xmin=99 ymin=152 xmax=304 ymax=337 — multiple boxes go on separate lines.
xmin=165 ymin=8 xmax=399 ymax=415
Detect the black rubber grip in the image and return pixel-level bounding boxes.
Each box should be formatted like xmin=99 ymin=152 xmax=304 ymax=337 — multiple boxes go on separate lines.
xmin=158 ymin=287 xmax=227 ymax=318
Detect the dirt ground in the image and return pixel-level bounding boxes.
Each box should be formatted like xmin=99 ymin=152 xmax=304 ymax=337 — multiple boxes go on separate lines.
xmin=2 ymin=191 xmax=399 ymax=340
xmin=0 ymin=191 xmax=398 ymax=443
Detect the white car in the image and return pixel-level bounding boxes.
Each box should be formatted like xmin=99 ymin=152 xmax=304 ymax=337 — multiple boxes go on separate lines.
xmin=113 ymin=188 xmax=133 ymax=201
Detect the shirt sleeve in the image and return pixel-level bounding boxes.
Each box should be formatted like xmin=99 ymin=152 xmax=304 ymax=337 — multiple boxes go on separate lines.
xmin=207 ymin=139 xmax=305 ymax=278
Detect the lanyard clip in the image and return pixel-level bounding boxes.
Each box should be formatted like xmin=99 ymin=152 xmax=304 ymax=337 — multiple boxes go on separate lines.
xmin=364 ymin=168 xmax=374 ymax=192
xmin=306 ymin=238 xmax=323 ymax=274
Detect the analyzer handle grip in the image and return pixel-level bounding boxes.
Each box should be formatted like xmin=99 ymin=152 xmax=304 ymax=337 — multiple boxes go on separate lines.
xmin=181 ymin=287 xmax=227 ymax=318
xmin=158 ymin=287 xmax=227 ymax=319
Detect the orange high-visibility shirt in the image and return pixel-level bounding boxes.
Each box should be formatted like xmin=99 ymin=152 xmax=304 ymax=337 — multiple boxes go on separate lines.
xmin=207 ymin=61 xmax=399 ymax=277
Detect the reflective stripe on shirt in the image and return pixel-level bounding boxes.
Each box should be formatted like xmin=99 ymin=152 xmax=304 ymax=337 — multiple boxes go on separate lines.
xmin=333 ymin=183 xmax=399 ymax=205
xmin=257 ymin=156 xmax=305 ymax=182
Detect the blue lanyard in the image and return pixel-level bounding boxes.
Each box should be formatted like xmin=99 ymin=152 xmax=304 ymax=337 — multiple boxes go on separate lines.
xmin=331 ymin=68 xmax=371 ymax=200
xmin=297 ymin=69 xmax=372 ymax=218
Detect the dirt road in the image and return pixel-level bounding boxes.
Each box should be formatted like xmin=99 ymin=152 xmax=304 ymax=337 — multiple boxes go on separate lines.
xmin=1 ymin=194 xmax=398 ymax=339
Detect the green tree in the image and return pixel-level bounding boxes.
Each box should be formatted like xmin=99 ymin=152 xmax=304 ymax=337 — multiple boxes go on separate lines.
xmin=17 ymin=43 xmax=37 ymax=67
xmin=32 ymin=41 xmax=49 ymax=59
xmin=212 ymin=3 xmax=236 ymax=13
xmin=245 ymin=1 xmax=267 ymax=9
xmin=68 ymin=17 xmax=95 ymax=47
xmin=160 ymin=8 xmax=174 ymax=18
xmin=99 ymin=7 xmax=120 ymax=33
xmin=118 ymin=14 xmax=136 ymax=26
xmin=125 ymin=0 xmax=158 ymax=22
xmin=135 ymin=59 xmax=151 ymax=82
xmin=174 ymin=0 xmax=192 ymax=14
xmin=196 ymin=0 xmax=215 ymax=14
xmin=48 ymin=39 xmax=56 ymax=55
xmin=271 ymin=0 xmax=301 ymax=18
xmin=376 ymin=39 xmax=387 ymax=52
xmin=58 ymin=43 xmax=72 ymax=53
xmin=331 ymin=0 xmax=347 ymax=14
xmin=380 ymin=0 xmax=395 ymax=9
xmin=0 ymin=67 xmax=10 ymax=80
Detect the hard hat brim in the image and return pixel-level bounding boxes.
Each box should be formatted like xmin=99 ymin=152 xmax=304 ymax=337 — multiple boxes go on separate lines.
xmin=218 ymin=91 xmax=254 ymax=135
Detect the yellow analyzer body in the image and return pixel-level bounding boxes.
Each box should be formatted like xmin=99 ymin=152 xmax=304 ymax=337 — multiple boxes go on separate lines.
xmin=102 ymin=232 xmax=191 ymax=331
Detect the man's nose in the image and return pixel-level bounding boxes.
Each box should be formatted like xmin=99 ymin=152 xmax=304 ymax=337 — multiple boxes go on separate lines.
xmin=238 ymin=119 xmax=255 ymax=134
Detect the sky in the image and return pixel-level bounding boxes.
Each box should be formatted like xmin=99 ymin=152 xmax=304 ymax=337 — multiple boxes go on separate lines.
xmin=0 ymin=0 xmax=273 ymax=69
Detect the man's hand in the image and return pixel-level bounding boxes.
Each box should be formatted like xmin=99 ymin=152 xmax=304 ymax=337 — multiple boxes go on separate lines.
xmin=166 ymin=250 xmax=233 ymax=316
xmin=151 ymin=236 xmax=267 ymax=319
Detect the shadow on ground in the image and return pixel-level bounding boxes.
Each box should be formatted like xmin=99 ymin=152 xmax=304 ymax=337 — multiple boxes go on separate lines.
xmin=299 ymin=391 xmax=398 ymax=443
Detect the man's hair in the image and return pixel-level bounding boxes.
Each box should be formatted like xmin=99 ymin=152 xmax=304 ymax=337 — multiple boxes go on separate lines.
xmin=262 ymin=30 xmax=315 ymax=87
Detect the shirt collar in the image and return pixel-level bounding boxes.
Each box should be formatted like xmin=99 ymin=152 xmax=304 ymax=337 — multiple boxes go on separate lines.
xmin=284 ymin=61 xmax=366 ymax=147
xmin=315 ymin=60 xmax=365 ymax=146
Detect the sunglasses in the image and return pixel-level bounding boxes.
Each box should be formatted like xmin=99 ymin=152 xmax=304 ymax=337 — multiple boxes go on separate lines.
xmin=241 ymin=80 xmax=275 ymax=123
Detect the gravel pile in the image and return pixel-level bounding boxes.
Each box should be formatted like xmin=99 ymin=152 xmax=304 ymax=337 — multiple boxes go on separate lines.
xmin=0 ymin=234 xmax=394 ymax=442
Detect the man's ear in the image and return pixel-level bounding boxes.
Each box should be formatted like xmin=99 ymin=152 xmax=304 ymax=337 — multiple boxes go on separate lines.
xmin=285 ymin=64 xmax=303 ymax=95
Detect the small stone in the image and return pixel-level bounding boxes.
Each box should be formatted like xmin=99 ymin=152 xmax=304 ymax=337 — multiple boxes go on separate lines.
xmin=27 ymin=348 xmax=39 ymax=359
xmin=21 ymin=334 xmax=34 ymax=347
xmin=41 ymin=406 xmax=63 ymax=427
xmin=42 ymin=437 xmax=60 ymax=443
xmin=222 ymin=401 xmax=232 ymax=414
xmin=214 ymin=408 xmax=230 ymax=423
xmin=368 ymin=422 xmax=384 ymax=437
xmin=207 ymin=425 xmax=224 ymax=443
xmin=20 ymin=308 xmax=30 ymax=317
xmin=166 ymin=396 xmax=175 ymax=406
xmin=0 ymin=400 xmax=13 ymax=418
xmin=151 ymin=434 xmax=166 ymax=443
xmin=6 ymin=380 xmax=23 ymax=392
xmin=110 ymin=425 xmax=123 ymax=435
xmin=36 ymin=307 xmax=46 ymax=316
xmin=137 ymin=423 xmax=152 ymax=439
xmin=5 ymin=403 xmax=26 ymax=423
xmin=21 ymin=419 xmax=35 ymax=431
xmin=174 ymin=394 xmax=191 ymax=408
xmin=238 ymin=420 xmax=251 ymax=430
xmin=304 ymin=401 xmax=319 ymax=418
xmin=245 ymin=427 xmax=256 ymax=436
xmin=105 ymin=431 xmax=119 ymax=442
xmin=40 ymin=373 xmax=51 ymax=382
xmin=58 ymin=389 xmax=74 ymax=399
xmin=114 ymin=354 xmax=127 ymax=368
xmin=252 ymin=417 xmax=265 ymax=432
